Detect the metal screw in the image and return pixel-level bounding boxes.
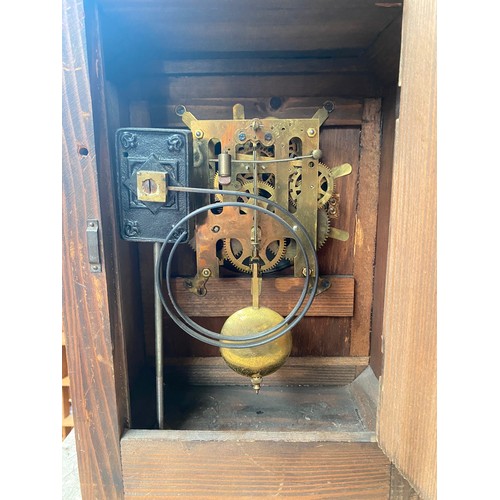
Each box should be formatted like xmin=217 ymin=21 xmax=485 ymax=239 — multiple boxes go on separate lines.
xmin=309 ymin=161 xmax=315 ymax=168
xmin=323 ymin=100 xmax=334 ymax=113
xmin=302 ymin=267 xmax=313 ymax=277
xmin=195 ymin=130 xmax=204 ymax=139
xmin=201 ymin=268 xmax=211 ymax=278
xmin=292 ymin=225 xmax=298 ymax=232
xmin=238 ymin=132 xmax=246 ymax=141
xmin=175 ymin=105 xmax=186 ymax=116
xmin=88 ymin=222 xmax=95 ymax=227
xmin=307 ymin=128 xmax=317 ymax=137
xmin=212 ymin=226 xmax=220 ymax=233
xmin=92 ymin=265 xmax=99 ymax=271
xmin=264 ymin=132 xmax=273 ymax=141
xmin=245 ymin=165 xmax=250 ymax=171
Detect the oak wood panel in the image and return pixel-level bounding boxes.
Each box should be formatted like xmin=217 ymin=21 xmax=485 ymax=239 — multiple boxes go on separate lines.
xmin=348 ymin=366 xmax=379 ymax=433
xmin=317 ymin=127 xmax=360 ymax=275
xmin=163 ymin=385 xmax=374 ymax=433
xmin=62 ymin=0 xmax=124 ymax=497
xmin=99 ymin=0 xmax=402 ymax=58
xmin=126 ymin=73 xmax=378 ymax=102
xmin=350 ymin=99 xmax=382 ymax=356
xmin=150 ymin=96 xmax=364 ymax=128
xmin=371 ymin=88 xmax=398 ymax=378
xmin=148 ymin=57 xmax=370 ymax=76
xmin=170 ymin=275 xmax=354 ymax=317
xmin=390 ymin=465 xmax=421 ymax=500
xmin=121 ymin=430 xmax=391 ymax=498
xmin=85 ymin=0 xmax=138 ymax=427
xmin=165 ymin=356 xmax=369 ymax=386
xmin=367 ymin=15 xmax=403 ymax=88
xmin=377 ymin=0 xmax=437 ymax=498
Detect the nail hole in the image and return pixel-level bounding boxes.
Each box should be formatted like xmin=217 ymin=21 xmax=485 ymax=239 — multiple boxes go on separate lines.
xmin=269 ymin=96 xmax=282 ymax=110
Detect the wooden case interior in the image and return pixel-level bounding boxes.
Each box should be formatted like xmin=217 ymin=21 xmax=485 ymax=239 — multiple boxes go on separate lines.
xmin=88 ymin=0 xmax=403 ymax=434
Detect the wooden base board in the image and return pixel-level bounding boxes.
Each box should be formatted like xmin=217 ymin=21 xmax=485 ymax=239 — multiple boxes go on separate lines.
xmin=165 ymin=356 xmax=369 ymax=386
xmin=163 ymin=384 xmax=375 ymax=433
xmin=121 ymin=430 xmax=390 ymax=499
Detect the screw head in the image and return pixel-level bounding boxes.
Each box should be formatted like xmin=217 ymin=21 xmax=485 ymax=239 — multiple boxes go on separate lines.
xmin=307 ymin=128 xmax=317 ymax=137
xmin=323 ymin=100 xmax=334 ymax=113
xmin=238 ymin=132 xmax=246 ymax=141
xmin=195 ymin=129 xmax=204 ymax=139
xmin=264 ymin=132 xmax=273 ymax=141
xmin=212 ymin=226 xmax=220 ymax=233
xmin=201 ymin=268 xmax=211 ymax=278
xmin=175 ymin=105 xmax=186 ymax=116
xmin=92 ymin=265 xmax=99 ymax=271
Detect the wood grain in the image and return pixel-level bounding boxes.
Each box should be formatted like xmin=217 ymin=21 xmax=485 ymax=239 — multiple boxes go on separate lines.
xmin=62 ymin=0 xmax=124 ymax=497
xmin=121 ymin=430 xmax=391 ymax=498
xmin=350 ymin=99 xmax=382 ymax=356
xmin=163 ymin=384 xmax=374 ymax=433
xmin=371 ymin=88 xmax=398 ymax=378
xmin=165 ymin=356 xmax=369 ymax=386
xmin=170 ymin=275 xmax=354 ymax=317
xmin=367 ymin=15 xmax=403 ymax=88
xmin=377 ymin=0 xmax=437 ymax=498
xmin=127 ymin=73 xmax=378 ymax=102
xmin=148 ymin=57 xmax=370 ymax=76
xmin=150 ymin=96 xmax=364 ymax=128
xmin=99 ymin=0 xmax=402 ymax=59
xmin=85 ymin=0 xmax=137 ymax=429
xmin=390 ymin=465 xmax=421 ymax=499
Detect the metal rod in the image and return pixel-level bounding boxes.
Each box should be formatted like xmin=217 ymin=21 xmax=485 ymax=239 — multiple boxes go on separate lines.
xmin=251 ymin=143 xmax=260 ymax=309
xmin=208 ymin=154 xmax=314 ymax=164
xmin=153 ymin=242 xmax=164 ymax=430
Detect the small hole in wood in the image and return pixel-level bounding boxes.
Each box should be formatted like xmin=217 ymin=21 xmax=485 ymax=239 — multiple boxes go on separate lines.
xmin=269 ymin=96 xmax=282 ymax=110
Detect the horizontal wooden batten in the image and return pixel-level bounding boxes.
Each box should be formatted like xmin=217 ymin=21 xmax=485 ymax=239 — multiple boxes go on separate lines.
xmin=126 ymin=73 xmax=379 ymax=101
xmin=169 ymin=275 xmax=354 ymax=317
xmin=121 ymin=430 xmax=390 ymax=499
xmin=165 ymin=356 xmax=369 ymax=386
xmin=147 ymin=57 xmax=371 ymax=76
xmin=148 ymin=96 xmax=364 ymax=128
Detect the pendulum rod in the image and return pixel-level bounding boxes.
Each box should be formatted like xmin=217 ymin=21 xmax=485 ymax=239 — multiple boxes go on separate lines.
xmin=251 ymin=143 xmax=261 ymax=308
xmin=153 ymin=242 xmax=164 ymax=429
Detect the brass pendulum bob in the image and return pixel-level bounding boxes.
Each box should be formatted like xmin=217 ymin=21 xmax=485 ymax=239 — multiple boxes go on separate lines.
xmin=220 ymin=252 xmax=292 ymax=392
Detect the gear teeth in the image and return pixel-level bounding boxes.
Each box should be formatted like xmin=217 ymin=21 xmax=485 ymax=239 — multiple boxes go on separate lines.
xmin=222 ymin=237 xmax=287 ymax=273
xmin=317 ymin=206 xmax=330 ymax=250
xmin=188 ymin=236 xmax=197 ymax=252
xmin=284 ymin=207 xmax=330 ymax=260
xmin=288 ymin=162 xmax=336 ymax=208
xmin=237 ymin=180 xmax=276 ymax=213
xmin=316 ymin=162 xmax=335 ymax=208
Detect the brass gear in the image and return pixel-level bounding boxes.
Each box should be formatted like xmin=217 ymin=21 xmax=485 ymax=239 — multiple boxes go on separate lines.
xmin=222 ymin=237 xmax=287 ymax=273
xmin=236 ymin=180 xmax=276 ymax=213
xmin=284 ymin=206 xmax=330 ymax=261
xmin=289 ymin=162 xmax=336 ymax=208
